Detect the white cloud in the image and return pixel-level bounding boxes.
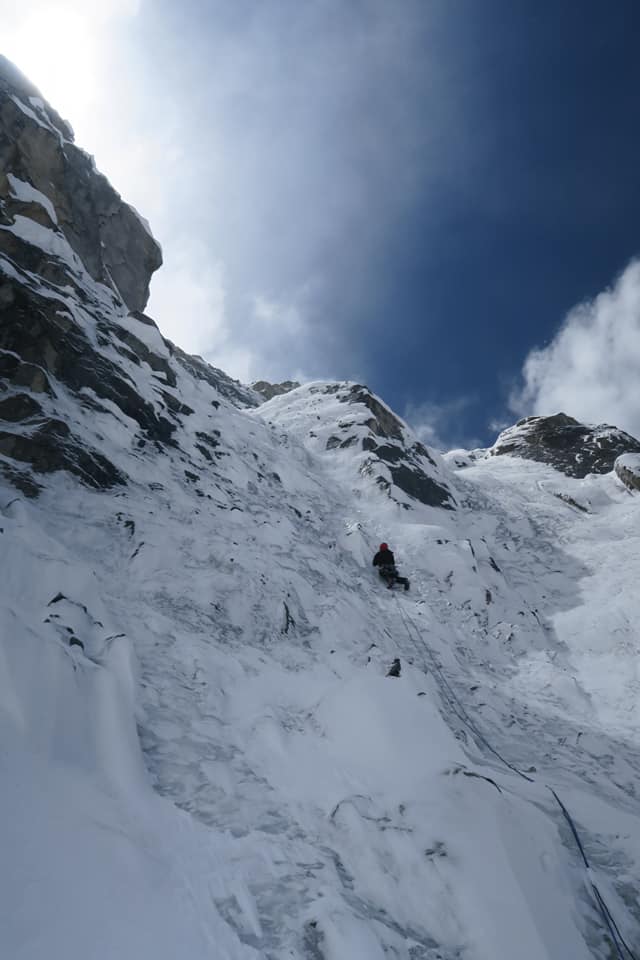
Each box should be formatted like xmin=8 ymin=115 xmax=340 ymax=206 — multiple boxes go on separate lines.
xmin=487 ymin=416 xmax=511 ymax=438
xmin=514 ymin=259 xmax=640 ymax=437
xmin=404 ymin=396 xmax=481 ymax=453
xmin=2 ymin=1 xmax=455 ymax=383
xmin=1 ymin=1 xmax=141 ymax=123
xmin=149 ymin=255 xmax=226 ymax=352
xmin=2 ymin=2 xmax=468 ymax=388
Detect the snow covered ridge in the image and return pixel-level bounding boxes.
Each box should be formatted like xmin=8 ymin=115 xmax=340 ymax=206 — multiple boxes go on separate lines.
xmin=259 ymin=380 xmax=456 ymax=512
xmin=489 ymin=412 xmax=640 ymax=478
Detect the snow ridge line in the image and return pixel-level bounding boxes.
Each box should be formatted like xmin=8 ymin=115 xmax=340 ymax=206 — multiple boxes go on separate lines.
xmin=395 ymin=597 xmax=636 ymax=959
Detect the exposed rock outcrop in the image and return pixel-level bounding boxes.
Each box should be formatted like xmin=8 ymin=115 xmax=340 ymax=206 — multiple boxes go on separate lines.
xmin=0 ymin=418 xmax=125 ymax=490
xmin=615 ymin=453 xmax=640 ymax=492
xmin=252 ymin=380 xmax=300 ymax=402
xmin=0 ymin=57 xmax=204 ymax=493
xmin=0 ymin=54 xmax=162 ymax=313
xmin=490 ymin=413 xmax=640 ymax=478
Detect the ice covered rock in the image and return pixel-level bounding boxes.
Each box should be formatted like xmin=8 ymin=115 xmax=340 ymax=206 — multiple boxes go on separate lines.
xmin=489 ymin=413 xmax=640 ymax=478
xmin=615 ymin=452 xmax=640 ymax=492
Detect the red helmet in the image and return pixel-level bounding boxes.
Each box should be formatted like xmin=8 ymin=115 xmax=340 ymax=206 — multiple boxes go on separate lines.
xmin=379 ymin=542 xmax=388 ymax=551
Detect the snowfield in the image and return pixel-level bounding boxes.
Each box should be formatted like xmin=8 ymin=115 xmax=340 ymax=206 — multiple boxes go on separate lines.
xmin=2 ymin=376 xmax=640 ymax=958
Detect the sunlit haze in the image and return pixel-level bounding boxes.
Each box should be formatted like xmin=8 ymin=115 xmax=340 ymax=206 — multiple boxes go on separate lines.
xmin=3 ymin=0 xmax=640 ymax=446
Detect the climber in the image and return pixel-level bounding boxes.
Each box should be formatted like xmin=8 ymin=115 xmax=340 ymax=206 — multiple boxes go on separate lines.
xmin=372 ymin=543 xmax=410 ymax=591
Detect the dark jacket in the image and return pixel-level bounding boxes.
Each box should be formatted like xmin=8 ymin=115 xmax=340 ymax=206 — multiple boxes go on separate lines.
xmin=373 ymin=548 xmax=395 ymax=568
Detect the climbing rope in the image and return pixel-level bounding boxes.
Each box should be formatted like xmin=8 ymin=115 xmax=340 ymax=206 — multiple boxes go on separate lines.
xmin=394 ymin=594 xmax=535 ymax=782
xmin=358 ymin=525 xmax=636 ymax=958
xmin=549 ymin=788 xmax=637 ymax=960
xmin=396 ymin=597 xmax=637 ymax=960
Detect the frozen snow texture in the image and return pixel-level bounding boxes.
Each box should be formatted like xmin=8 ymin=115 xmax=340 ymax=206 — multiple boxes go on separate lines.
xmin=7 ymin=173 xmax=58 ymax=224
xmin=1 ymin=207 xmax=640 ymax=957
xmin=2 ymin=369 xmax=640 ymax=958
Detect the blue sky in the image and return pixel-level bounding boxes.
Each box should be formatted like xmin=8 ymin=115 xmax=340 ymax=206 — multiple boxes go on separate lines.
xmin=5 ymin=1 xmax=640 ymax=447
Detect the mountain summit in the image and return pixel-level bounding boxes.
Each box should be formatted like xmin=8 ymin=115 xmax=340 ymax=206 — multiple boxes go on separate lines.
xmin=2 ymin=58 xmax=640 ymax=960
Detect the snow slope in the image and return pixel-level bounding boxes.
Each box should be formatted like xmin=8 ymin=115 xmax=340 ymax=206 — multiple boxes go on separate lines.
xmin=3 ymin=375 xmax=640 ymax=957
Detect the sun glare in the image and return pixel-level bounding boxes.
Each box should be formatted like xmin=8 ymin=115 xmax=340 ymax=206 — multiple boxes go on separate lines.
xmin=5 ymin=9 xmax=98 ymax=124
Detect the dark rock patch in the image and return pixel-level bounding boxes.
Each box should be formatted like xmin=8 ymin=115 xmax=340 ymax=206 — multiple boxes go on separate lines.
xmin=0 ymin=460 xmax=42 ymax=497
xmin=0 ymin=283 xmax=176 ymax=444
xmin=0 ymin=349 xmax=53 ymax=394
xmin=158 ymin=390 xmax=194 ymax=418
xmin=372 ymin=443 xmax=405 ymax=464
xmin=110 ymin=318 xmax=177 ymax=386
xmin=491 ymin=413 xmax=640 ymax=478
xmin=195 ymin=430 xmax=221 ymax=449
xmin=0 ymin=419 xmax=125 ymax=490
xmin=252 ymin=379 xmax=300 ymax=402
xmin=388 ymin=463 xmax=454 ymax=509
xmin=0 ymin=392 xmax=43 ymax=421
xmin=195 ymin=443 xmax=213 ymax=462
xmin=342 ymin=384 xmax=404 ymax=440
xmin=413 ymin=441 xmax=437 ymax=467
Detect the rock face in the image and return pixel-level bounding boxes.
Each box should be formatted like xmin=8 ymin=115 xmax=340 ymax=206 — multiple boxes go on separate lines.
xmin=615 ymin=453 xmax=640 ymax=492
xmin=0 ymin=56 xmax=260 ymax=496
xmin=252 ymin=380 xmax=300 ymax=402
xmin=0 ymin=55 xmax=162 ymax=313
xmin=170 ymin=343 xmax=261 ymax=409
xmin=490 ymin=413 xmax=640 ymax=478
xmin=260 ymin=381 xmax=456 ymax=510
xmin=341 ymin=384 xmax=454 ymax=508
